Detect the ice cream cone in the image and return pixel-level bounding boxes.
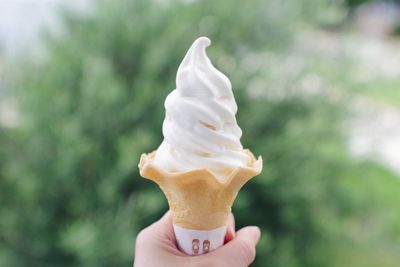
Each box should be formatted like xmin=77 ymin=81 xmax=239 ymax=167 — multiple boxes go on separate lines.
xmin=137 ymin=36 xmax=263 ymax=255
xmin=138 ymin=149 xmax=262 ymax=255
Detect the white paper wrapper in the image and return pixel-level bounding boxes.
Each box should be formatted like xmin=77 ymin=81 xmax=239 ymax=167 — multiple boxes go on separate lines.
xmin=173 ymin=224 xmax=227 ymax=256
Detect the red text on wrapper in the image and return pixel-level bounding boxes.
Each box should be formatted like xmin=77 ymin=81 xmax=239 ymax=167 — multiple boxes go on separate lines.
xmin=191 ymin=239 xmax=211 ymax=254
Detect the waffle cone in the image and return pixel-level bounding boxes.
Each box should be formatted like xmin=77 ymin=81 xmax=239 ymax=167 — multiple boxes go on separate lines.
xmin=138 ymin=149 xmax=262 ymax=230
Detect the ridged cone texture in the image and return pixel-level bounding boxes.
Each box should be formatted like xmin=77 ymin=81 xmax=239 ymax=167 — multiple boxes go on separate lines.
xmin=138 ymin=149 xmax=262 ymax=230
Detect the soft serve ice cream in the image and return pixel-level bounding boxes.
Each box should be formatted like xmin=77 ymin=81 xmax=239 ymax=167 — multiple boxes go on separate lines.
xmin=154 ymin=37 xmax=251 ymax=179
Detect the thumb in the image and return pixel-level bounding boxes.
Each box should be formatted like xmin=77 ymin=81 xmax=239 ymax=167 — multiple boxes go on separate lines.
xmin=210 ymin=226 xmax=261 ymax=266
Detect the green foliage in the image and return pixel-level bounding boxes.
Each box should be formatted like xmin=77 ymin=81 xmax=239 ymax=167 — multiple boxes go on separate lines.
xmin=346 ymin=0 xmax=370 ymax=8
xmin=346 ymin=0 xmax=400 ymax=8
xmin=1 ymin=0 xmax=399 ymax=267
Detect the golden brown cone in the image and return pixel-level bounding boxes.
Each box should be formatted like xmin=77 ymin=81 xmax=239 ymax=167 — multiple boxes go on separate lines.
xmin=138 ymin=149 xmax=263 ymax=230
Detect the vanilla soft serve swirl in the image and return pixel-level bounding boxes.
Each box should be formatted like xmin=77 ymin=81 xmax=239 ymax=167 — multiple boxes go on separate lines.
xmin=154 ymin=37 xmax=251 ymax=180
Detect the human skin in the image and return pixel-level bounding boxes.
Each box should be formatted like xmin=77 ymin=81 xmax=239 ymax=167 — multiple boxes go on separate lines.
xmin=133 ymin=211 xmax=261 ymax=267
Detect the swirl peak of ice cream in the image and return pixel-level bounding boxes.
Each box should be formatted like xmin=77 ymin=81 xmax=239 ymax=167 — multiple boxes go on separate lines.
xmin=153 ymin=36 xmax=251 ymax=180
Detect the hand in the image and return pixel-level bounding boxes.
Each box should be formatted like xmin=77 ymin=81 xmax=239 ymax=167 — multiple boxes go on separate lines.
xmin=133 ymin=211 xmax=261 ymax=267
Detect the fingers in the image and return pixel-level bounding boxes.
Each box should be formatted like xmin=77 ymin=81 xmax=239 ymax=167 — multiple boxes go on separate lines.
xmin=135 ymin=210 xmax=188 ymax=261
xmin=210 ymin=226 xmax=261 ymax=266
xmin=224 ymin=213 xmax=235 ymax=244
xmin=138 ymin=210 xmax=176 ymax=245
xmin=155 ymin=210 xmax=173 ymax=228
xmin=137 ymin=211 xmax=261 ymax=267
xmin=152 ymin=210 xmax=177 ymax=242
xmin=134 ymin=211 xmax=185 ymax=267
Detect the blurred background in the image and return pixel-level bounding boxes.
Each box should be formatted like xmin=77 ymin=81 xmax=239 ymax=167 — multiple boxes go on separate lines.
xmin=0 ymin=0 xmax=400 ymax=266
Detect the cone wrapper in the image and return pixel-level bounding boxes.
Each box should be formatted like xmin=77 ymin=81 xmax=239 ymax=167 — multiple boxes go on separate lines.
xmin=138 ymin=149 xmax=262 ymax=255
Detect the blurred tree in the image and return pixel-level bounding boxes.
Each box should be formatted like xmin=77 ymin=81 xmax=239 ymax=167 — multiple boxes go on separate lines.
xmin=346 ymin=0 xmax=370 ymax=7
xmin=346 ymin=0 xmax=400 ymax=8
xmin=1 ymin=0 xmax=399 ymax=267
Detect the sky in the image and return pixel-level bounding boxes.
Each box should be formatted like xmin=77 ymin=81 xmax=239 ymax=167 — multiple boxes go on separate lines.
xmin=0 ymin=0 xmax=91 ymax=56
